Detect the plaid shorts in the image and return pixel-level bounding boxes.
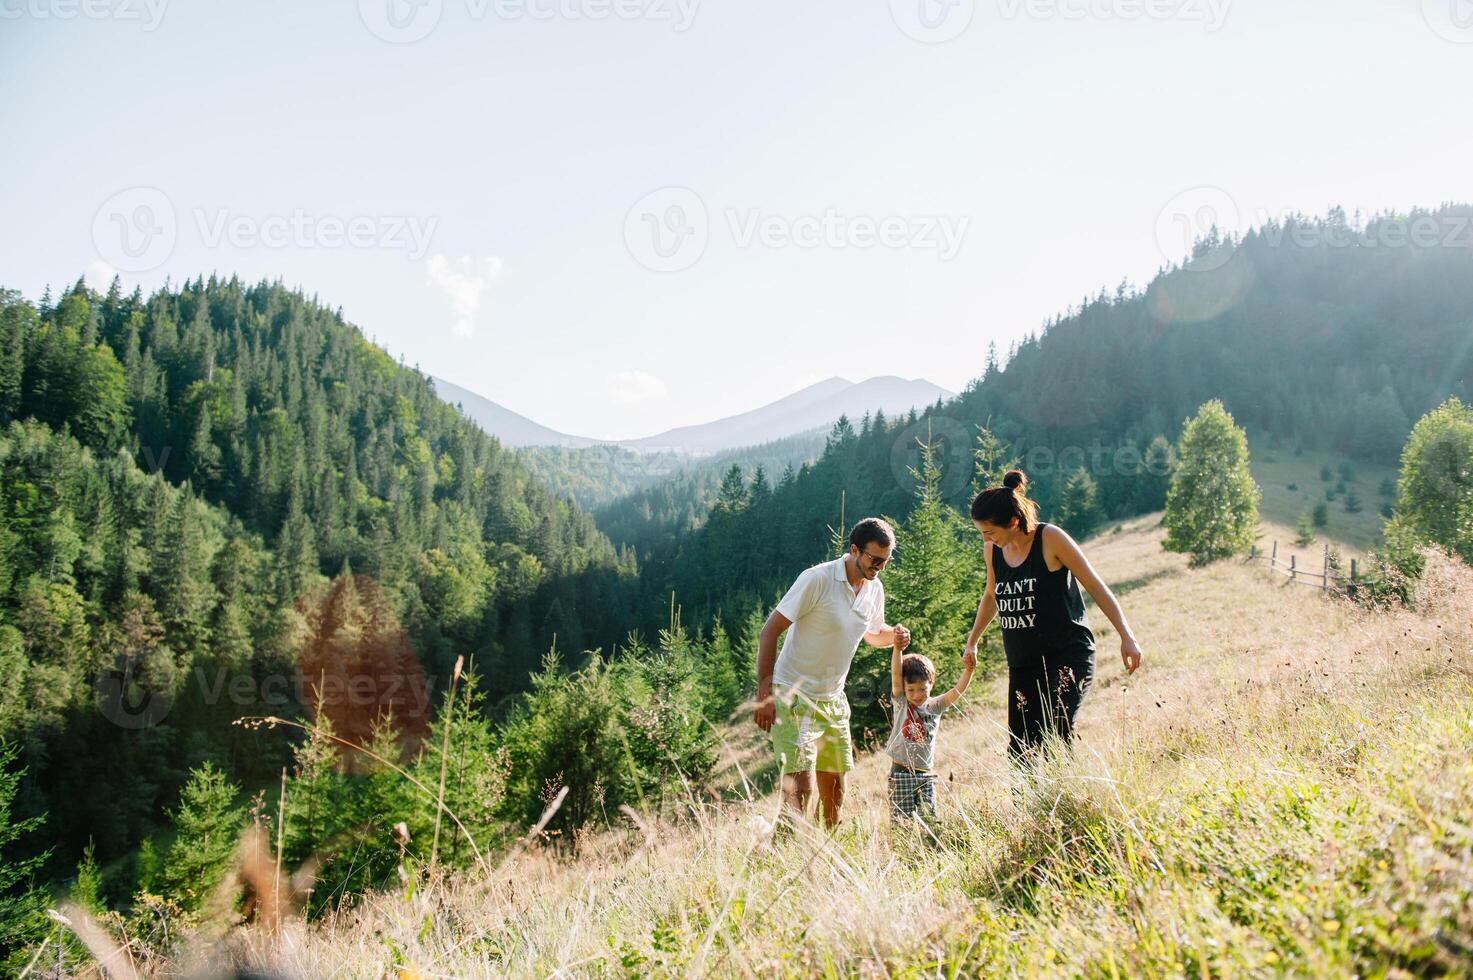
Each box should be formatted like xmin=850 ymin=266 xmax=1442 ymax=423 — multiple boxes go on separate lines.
xmin=888 ymin=764 xmax=936 ymax=821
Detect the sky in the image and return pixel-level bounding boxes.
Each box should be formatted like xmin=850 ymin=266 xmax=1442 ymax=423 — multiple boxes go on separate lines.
xmin=2 ymin=0 xmax=1470 ymax=440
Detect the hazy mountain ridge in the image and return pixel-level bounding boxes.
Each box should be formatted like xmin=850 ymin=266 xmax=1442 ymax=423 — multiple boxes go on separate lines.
xmin=432 ymin=374 xmax=953 ymax=453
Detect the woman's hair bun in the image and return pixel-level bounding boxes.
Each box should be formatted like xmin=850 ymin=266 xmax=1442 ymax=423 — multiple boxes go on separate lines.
xmin=1002 ymin=469 xmax=1028 ymax=492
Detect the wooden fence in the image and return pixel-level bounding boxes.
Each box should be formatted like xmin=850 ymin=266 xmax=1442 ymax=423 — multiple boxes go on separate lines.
xmin=1247 ymin=540 xmax=1376 ymax=591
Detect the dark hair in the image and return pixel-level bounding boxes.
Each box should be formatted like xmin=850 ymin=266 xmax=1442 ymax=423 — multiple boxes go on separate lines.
xmin=901 ymin=653 xmax=935 ymax=685
xmin=969 ymin=469 xmax=1039 ymax=533
xmin=849 ymin=517 xmax=895 ymax=552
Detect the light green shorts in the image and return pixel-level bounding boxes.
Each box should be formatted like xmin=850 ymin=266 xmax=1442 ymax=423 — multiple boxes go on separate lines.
xmin=771 ymin=691 xmax=854 ymax=775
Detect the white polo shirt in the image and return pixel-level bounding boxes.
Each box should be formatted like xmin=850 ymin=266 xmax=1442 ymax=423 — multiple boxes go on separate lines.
xmin=771 ymin=556 xmax=886 ymax=701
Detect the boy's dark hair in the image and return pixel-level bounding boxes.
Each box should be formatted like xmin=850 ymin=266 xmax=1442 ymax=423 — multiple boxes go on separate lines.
xmin=901 ymin=653 xmax=936 ymax=685
xmin=850 ymin=517 xmax=895 ymax=552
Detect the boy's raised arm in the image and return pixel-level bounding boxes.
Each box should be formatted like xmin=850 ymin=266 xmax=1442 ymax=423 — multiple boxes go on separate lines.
xmin=937 ymin=651 xmax=977 ymax=708
xmin=891 ymin=640 xmax=904 ymax=699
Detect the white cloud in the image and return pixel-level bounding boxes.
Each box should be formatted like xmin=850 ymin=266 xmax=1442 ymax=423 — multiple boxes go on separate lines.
xmin=605 ymin=370 xmax=668 ymax=404
xmin=85 ymin=259 xmax=123 ymax=292
xmin=426 ymin=254 xmax=503 ymax=338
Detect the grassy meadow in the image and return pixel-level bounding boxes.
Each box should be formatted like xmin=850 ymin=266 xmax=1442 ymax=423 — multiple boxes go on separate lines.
xmin=101 ymin=516 xmax=1468 ymax=979
xmin=1248 ymin=439 xmax=1401 ymax=559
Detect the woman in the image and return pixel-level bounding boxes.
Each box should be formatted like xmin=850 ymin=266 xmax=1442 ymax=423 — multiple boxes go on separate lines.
xmin=962 ymin=470 xmax=1143 ymax=761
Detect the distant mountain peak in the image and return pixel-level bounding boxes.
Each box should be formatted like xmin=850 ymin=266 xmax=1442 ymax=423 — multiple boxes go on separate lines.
xmin=431 ymin=374 xmax=954 ymax=454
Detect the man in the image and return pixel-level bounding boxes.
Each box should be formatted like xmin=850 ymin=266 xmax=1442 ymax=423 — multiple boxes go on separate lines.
xmin=753 ymin=517 xmax=910 ymax=828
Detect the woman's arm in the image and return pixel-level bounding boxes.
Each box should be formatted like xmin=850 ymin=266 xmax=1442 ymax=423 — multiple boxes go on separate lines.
xmin=963 ymin=542 xmax=999 ymax=658
xmin=1045 ymin=526 xmax=1143 ymax=673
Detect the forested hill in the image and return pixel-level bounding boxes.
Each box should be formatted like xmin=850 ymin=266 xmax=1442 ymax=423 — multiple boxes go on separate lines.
xmin=0 ymin=275 xmax=636 ymax=869
xmin=635 ymin=205 xmax=1473 ymax=628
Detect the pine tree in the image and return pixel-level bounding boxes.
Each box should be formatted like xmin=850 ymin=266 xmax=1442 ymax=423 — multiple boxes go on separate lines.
xmin=157 ymin=762 xmax=244 ymax=913
xmin=0 ymin=742 xmax=48 ymax=971
xmin=1058 ymin=468 xmax=1104 ymax=539
xmin=860 ymin=436 xmax=972 ymax=736
xmin=1138 ymin=435 xmax=1177 ymax=512
xmin=1163 ymin=401 xmax=1261 ymax=566
xmin=284 ymin=706 xmax=344 ymax=868
xmin=72 ymin=838 xmax=104 ymax=914
xmin=1295 ymin=512 xmax=1317 ymax=547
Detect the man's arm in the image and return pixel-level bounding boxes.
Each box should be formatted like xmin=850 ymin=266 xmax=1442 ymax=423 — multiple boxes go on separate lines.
xmin=753 ymin=609 xmax=791 ymax=732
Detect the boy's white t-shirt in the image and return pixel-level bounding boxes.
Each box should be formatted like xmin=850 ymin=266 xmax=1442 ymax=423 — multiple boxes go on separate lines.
xmin=886 ymin=696 xmax=946 ymax=771
xmin=770 ymin=557 xmax=885 ymax=701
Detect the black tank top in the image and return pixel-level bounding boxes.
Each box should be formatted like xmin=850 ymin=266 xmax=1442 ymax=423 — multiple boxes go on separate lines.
xmin=991 ymin=523 xmax=1095 ymax=662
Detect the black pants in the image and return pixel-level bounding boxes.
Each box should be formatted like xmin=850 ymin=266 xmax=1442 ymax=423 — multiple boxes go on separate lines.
xmin=1006 ymin=647 xmax=1094 ymax=761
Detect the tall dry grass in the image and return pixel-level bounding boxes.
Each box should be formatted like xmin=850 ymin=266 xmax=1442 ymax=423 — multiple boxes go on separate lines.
xmin=77 ymin=520 xmax=1473 ymax=977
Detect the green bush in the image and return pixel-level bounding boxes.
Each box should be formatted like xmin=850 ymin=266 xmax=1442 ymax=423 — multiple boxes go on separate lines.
xmin=1385 ymin=397 xmax=1473 ymax=565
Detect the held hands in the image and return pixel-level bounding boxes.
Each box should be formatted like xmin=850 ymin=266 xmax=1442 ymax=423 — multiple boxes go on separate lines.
xmin=893 ymin=624 xmax=912 ymax=650
xmin=962 ymin=645 xmax=977 ymax=671
xmin=1120 ymin=637 xmax=1143 ymax=674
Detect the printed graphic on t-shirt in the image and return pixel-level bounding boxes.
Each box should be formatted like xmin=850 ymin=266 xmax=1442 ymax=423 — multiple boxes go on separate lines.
xmin=996 ymin=576 xmax=1037 ymax=630
xmin=901 ymin=704 xmax=927 ymax=742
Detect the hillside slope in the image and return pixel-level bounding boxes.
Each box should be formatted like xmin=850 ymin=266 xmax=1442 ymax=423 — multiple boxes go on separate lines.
xmin=221 ymin=517 xmax=1473 ymax=977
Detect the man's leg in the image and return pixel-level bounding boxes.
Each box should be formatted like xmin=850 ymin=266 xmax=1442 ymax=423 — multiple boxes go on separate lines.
xmin=771 ymin=694 xmax=818 ymax=825
xmin=815 ymin=770 xmax=846 ymax=828
xmin=781 ymin=769 xmax=813 ymax=821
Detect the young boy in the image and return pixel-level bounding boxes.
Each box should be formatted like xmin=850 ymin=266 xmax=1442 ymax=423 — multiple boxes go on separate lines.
xmin=886 ymin=641 xmax=976 ymax=822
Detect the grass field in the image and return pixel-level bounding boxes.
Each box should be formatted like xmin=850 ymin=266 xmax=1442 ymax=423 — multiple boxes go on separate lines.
xmin=160 ymin=516 xmax=1471 ymax=979
xmin=1248 ymin=438 xmax=1400 ymax=558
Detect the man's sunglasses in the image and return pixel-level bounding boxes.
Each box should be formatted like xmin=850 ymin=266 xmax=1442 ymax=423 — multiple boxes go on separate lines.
xmin=859 ymin=549 xmax=896 ymax=568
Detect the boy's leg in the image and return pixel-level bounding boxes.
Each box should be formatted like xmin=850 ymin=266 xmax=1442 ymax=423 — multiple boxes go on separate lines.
xmin=916 ymin=774 xmax=937 ymax=820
